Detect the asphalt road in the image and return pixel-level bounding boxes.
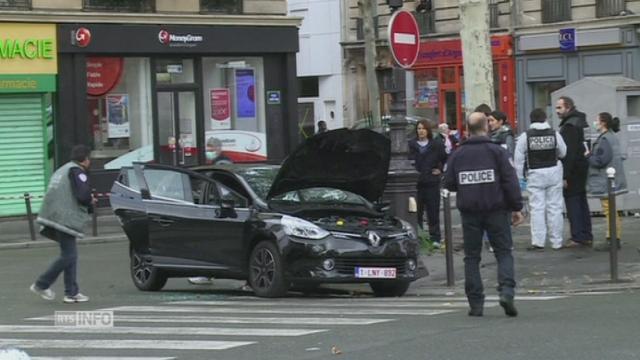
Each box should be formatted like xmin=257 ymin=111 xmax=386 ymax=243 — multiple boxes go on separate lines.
xmin=1 ymin=242 xmax=639 ymax=360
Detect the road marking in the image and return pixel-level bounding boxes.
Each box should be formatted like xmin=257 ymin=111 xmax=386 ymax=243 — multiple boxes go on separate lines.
xmin=0 ymin=325 xmax=326 ymax=337
xmin=32 ymin=358 xmax=176 ymax=360
xmin=26 ymin=315 xmax=393 ymax=326
xmin=0 ymin=339 xmax=254 ymax=350
xmin=102 ymin=305 xmax=457 ymax=316
xmin=165 ymin=300 xmax=497 ymax=308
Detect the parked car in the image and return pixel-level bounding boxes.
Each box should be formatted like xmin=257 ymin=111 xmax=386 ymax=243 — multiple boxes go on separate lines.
xmin=350 ymin=115 xmax=427 ymax=139
xmin=110 ymin=128 xmax=427 ymax=297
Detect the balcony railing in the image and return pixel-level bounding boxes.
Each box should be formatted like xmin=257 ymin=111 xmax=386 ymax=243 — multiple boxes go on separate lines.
xmin=542 ymin=0 xmax=571 ymax=23
xmin=83 ymin=0 xmax=154 ymax=12
xmin=200 ymin=0 xmax=241 ymax=14
xmin=0 ymin=0 xmax=31 ymax=10
xmin=596 ymin=0 xmax=626 ymax=17
xmin=413 ymin=10 xmax=436 ymax=35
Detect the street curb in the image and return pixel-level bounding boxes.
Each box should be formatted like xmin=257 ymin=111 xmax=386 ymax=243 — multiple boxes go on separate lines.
xmin=0 ymin=235 xmax=128 ymax=250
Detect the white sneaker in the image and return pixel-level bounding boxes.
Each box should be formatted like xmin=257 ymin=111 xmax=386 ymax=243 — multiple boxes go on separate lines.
xmin=30 ymin=283 xmax=55 ymax=301
xmin=63 ymin=293 xmax=89 ymax=303
xmin=188 ymin=277 xmax=214 ymax=285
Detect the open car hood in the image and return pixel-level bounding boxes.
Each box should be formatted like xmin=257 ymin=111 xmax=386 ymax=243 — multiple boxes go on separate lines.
xmin=267 ymin=128 xmax=391 ymax=202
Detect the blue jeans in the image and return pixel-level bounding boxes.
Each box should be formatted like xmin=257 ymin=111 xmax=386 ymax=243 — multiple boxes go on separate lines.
xmin=35 ymin=229 xmax=79 ymax=297
xmin=461 ymin=210 xmax=515 ymax=308
xmin=565 ymin=193 xmax=593 ymax=243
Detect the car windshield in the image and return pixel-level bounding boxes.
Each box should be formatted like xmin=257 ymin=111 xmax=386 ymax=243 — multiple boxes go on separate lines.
xmin=236 ymin=167 xmax=368 ymax=206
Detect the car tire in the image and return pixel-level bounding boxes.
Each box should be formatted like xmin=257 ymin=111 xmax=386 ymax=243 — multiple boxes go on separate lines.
xmin=369 ymin=281 xmax=410 ymax=297
xmin=130 ymin=248 xmax=167 ymax=291
xmin=248 ymin=241 xmax=289 ymax=298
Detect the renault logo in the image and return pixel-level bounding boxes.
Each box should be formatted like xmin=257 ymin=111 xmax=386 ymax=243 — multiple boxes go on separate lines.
xmin=367 ymin=231 xmax=382 ymax=247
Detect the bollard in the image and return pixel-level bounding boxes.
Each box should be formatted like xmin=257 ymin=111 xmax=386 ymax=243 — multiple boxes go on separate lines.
xmin=606 ymin=167 xmax=618 ymax=282
xmin=442 ymin=189 xmax=455 ymax=287
xmin=92 ymin=189 xmax=98 ymax=237
xmin=24 ymin=193 xmax=36 ymax=241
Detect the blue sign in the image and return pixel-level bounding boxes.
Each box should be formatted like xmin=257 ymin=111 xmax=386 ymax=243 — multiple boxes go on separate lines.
xmin=559 ymin=28 xmax=576 ymax=52
xmin=235 ymin=69 xmax=256 ymax=118
xmin=267 ymin=90 xmax=281 ymax=105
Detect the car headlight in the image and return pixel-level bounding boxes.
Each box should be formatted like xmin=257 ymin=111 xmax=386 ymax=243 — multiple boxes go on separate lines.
xmin=400 ymin=219 xmax=417 ymax=239
xmin=281 ymin=215 xmax=330 ymax=240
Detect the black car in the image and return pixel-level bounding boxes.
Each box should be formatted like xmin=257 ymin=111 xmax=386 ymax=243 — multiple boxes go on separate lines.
xmin=110 ymin=128 xmax=427 ymax=297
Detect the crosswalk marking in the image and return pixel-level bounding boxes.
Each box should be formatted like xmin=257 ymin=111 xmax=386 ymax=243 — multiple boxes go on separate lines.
xmin=166 ymin=300 xmax=499 ymax=308
xmin=0 ymin=339 xmax=255 ymax=350
xmin=32 ymin=358 xmax=176 ymax=360
xmin=26 ymin=315 xmax=393 ymax=326
xmin=0 ymin=325 xmax=326 ymax=337
xmin=102 ymin=305 xmax=458 ymax=316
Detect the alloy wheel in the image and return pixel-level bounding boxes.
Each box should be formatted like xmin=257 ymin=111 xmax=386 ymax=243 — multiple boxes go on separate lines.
xmin=251 ymin=247 xmax=276 ymax=290
xmin=132 ymin=252 xmax=152 ymax=285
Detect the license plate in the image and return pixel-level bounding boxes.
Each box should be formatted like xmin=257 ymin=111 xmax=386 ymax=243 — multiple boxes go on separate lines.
xmin=354 ymin=267 xmax=397 ymax=279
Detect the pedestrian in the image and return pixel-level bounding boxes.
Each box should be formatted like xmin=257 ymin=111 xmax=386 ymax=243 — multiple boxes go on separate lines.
xmin=488 ymin=110 xmax=515 ymax=158
xmin=408 ymin=119 xmax=447 ymax=248
xmin=474 ymin=103 xmax=492 ymax=116
xmin=556 ymin=96 xmax=593 ymax=247
xmin=443 ymin=112 xmax=524 ymax=317
xmin=514 ymin=108 xmax=567 ymax=250
xmin=436 ymin=123 xmax=459 ymax=155
xmin=30 ymin=145 xmax=95 ymax=303
xmin=316 ymin=120 xmax=328 ymax=134
xmin=204 ymin=137 xmax=233 ymax=165
xmin=585 ymin=112 xmax=627 ymax=251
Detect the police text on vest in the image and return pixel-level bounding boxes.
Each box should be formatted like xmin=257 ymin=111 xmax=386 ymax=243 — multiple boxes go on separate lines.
xmin=528 ymin=135 xmax=555 ymax=151
xmin=459 ymin=169 xmax=496 ymax=185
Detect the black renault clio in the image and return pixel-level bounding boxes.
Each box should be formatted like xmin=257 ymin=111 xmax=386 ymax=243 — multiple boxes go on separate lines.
xmin=110 ymin=129 xmax=427 ymax=297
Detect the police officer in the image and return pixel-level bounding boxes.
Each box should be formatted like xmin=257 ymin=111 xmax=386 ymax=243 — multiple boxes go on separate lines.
xmin=443 ymin=112 xmax=524 ymax=317
xmin=514 ymin=108 xmax=566 ymax=250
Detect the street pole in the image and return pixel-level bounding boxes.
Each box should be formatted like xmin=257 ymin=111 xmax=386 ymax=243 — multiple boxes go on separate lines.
xmin=607 ymin=167 xmax=619 ymax=282
xmin=442 ymin=189 xmax=455 ymax=286
xmin=459 ymin=0 xmax=495 ymax=114
xmin=358 ymin=0 xmax=382 ymax=128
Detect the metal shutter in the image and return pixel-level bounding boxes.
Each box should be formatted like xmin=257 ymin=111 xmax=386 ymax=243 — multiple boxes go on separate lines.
xmin=0 ymin=95 xmax=47 ymax=216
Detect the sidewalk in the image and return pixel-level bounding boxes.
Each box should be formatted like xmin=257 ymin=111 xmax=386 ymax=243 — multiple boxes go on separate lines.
xmin=1 ymin=209 xmax=639 ymax=293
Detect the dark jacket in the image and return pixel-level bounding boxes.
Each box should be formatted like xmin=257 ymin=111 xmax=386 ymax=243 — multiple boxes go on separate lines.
xmin=490 ymin=124 xmax=515 ymax=158
xmin=559 ymin=109 xmax=589 ymax=196
xmin=443 ymin=136 xmax=523 ymax=213
xmin=408 ymin=137 xmax=448 ymax=186
xmin=587 ymin=131 xmax=627 ymax=198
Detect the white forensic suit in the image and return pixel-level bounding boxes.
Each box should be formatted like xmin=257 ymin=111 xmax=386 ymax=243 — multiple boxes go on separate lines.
xmin=514 ymin=121 xmax=567 ymax=249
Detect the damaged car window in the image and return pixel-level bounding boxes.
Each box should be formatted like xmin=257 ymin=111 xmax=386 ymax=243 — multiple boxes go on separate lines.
xmin=236 ymin=167 xmax=279 ymax=200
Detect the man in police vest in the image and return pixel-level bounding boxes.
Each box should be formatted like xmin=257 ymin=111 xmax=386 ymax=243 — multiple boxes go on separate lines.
xmin=514 ymin=108 xmax=567 ymax=250
xmin=30 ymin=145 xmax=95 ymax=303
xmin=444 ymin=112 xmax=524 ymax=317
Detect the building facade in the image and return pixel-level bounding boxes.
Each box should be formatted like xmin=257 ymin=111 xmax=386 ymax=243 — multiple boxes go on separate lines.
xmin=289 ymin=0 xmax=345 ymax=138
xmin=0 ymin=0 xmax=300 ymax=216
xmin=341 ymin=0 xmax=640 ymax=133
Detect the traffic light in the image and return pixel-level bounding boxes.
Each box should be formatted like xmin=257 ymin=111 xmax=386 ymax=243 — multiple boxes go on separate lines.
xmin=387 ymin=0 xmax=403 ymax=12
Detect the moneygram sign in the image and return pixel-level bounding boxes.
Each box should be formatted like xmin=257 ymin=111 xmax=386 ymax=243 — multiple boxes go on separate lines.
xmin=158 ymin=29 xmax=203 ymax=48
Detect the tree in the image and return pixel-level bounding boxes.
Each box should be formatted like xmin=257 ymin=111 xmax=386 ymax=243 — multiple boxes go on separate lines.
xmin=358 ymin=0 xmax=382 ymax=128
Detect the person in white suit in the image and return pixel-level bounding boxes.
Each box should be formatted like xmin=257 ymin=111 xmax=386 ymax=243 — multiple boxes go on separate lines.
xmin=514 ymin=108 xmax=567 ymax=250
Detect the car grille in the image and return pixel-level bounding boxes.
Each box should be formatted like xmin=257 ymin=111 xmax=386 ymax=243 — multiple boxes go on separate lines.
xmin=334 ymin=257 xmax=408 ymax=275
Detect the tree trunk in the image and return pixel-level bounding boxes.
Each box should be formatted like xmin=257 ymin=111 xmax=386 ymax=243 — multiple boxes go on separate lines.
xmin=459 ymin=0 xmax=495 ymax=115
xmin=359 ymin=0 xmax=381 ymax=128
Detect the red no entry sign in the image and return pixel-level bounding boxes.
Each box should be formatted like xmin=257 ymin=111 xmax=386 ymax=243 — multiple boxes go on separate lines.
xmin=388 ymin=10 xmax=420 ymax=69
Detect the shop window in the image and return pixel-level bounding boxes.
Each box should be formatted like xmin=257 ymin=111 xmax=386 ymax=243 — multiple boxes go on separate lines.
xmin=489 ymin=0 xmax=499 ymax=28
xmin=298 ymin=77 xmax=319 ymax=98
xmin=414 ymin=69 xmax=438 ymax=110
xmin=0 ymin=0 xmax=30 ymax=10
xmin=83 ymin=0 xmax=154 ymax=12
xmin=532 ymin=81 xmax=565 ymax=117
xmin=202 ymin=57 xmax=267 ymax=163
xmin=86 ymin=57 xmax=154 ymax=170
xmin=628 ymin=96 xmax=640 ymax=117
xmin=596 ymin=0 xmax=627 ymax=17
xmin=413 ymin=11 xmax=435 ymax=35
xmin=541 ymin=0 xmax=571 ymax=23
xmin=155 ymin=59 xmax=195 ymax=84
xmin=200 ymin=0 xmax=241 ymax=14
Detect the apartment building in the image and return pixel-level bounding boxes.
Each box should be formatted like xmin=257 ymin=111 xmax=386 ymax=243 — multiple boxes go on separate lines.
xmin=0 ymin=0 xmax=300 ymax=216
xmin=341 ymin=0 xmax=640 ymax=132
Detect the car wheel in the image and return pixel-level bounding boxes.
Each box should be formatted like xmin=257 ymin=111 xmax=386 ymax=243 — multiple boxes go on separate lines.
xmin=248 ymin=241 xmax=288 ymax=298
xmin=130 ymin=248 xmax=167 ymax=291
xmin=369 ymin=281 xmax=410 ymax=297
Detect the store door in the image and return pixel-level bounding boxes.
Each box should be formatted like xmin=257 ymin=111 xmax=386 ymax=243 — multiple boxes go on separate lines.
xmin=156 ymin=91 xmax=198 ymax=166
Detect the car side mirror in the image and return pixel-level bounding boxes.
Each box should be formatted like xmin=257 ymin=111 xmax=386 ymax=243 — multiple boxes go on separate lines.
xmin=375 ymin=200 xmax=391 ymax=213
xmin=217 ymin=199 xmax=238 ymax=219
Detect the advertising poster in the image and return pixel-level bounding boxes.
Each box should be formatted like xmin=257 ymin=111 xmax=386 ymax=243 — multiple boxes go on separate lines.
xmin=210 ymin=88 xmax=231 ymax=130
xmin=106 ymin=94 xmax=130 ymax=138
xmin=235 ymin=69 xmax=256 ymax=118
xmin=204 ymin=130 xmax=267 ymax=163
xmin=416 ymin=80 xmax=438 ymax=109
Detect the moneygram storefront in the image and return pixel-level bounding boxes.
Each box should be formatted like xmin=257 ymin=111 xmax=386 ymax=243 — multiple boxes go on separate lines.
xmin=0 ymin=23 xmax=57 ymax=216
xmin=56 ymin=23 xmax=299 ymax=192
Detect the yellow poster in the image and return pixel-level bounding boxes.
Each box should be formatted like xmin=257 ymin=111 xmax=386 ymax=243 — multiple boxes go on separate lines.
xmin=0 ymin=23 xmax=57 ymax=75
